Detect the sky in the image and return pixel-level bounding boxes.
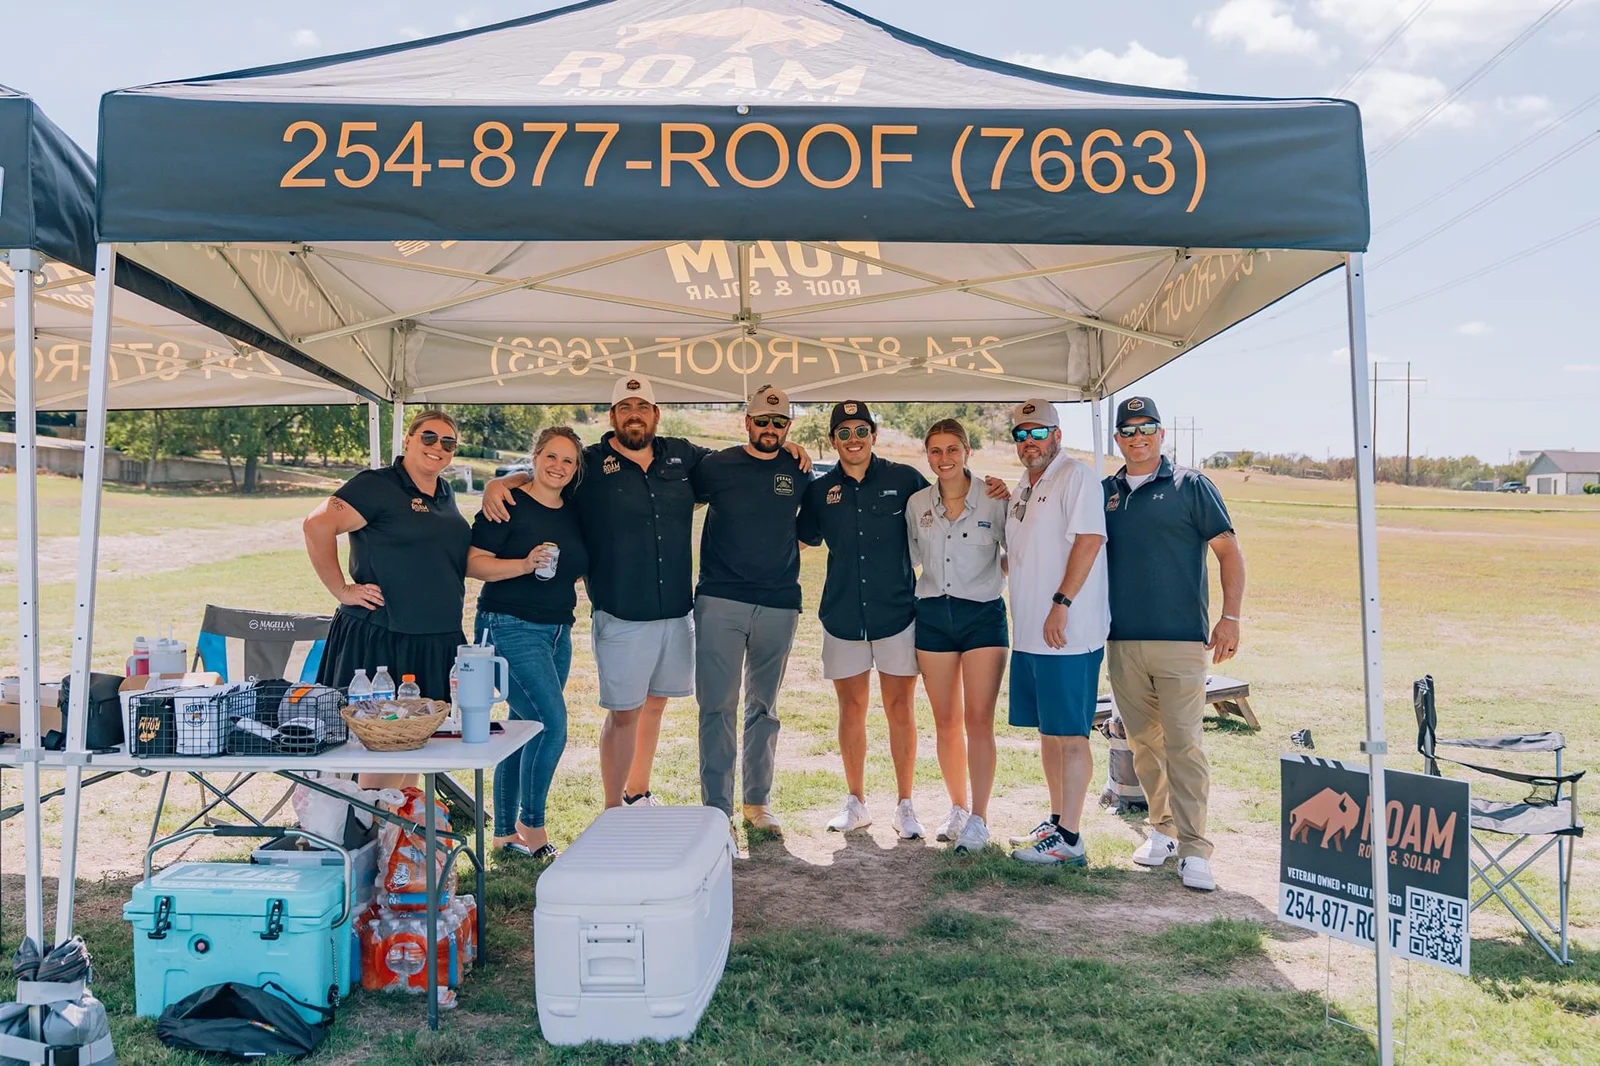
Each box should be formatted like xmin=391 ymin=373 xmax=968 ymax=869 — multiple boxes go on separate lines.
xmin=7 ymin=0 xmax=1598 ymax=463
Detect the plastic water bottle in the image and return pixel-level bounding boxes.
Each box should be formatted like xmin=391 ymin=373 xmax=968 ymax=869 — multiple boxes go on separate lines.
xmin=398 ymin=674 xmax=421 ymax=699
xmin=371 ymin=667 xmax=396 ymax=702
xmin=348 ymin=669 xmax=373 ymax=702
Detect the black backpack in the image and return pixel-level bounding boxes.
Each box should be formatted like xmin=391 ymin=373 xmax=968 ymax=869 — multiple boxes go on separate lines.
xmin=156 ymin=982 xmax=332 ymax=1060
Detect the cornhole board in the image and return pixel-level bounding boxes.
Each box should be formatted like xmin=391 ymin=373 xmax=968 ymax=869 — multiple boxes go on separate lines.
xmin=1094 ymin=675 xmax=1258 ymax=731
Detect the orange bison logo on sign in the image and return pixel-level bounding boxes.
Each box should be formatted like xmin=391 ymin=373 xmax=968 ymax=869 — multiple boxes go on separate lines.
xmin=1288 ymin=787 xmax=1362 ymax=851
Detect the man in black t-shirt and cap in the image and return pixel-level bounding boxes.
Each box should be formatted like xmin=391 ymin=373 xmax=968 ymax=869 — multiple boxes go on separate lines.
xmin=1101 ymin=396 xmax=1246 ymax=893
xmin=691 ymin=384 xmax=811 ymax=832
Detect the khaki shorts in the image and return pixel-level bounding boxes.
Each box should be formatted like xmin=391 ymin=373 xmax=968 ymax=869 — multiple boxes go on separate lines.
xmin=821 ymin=621 xmax=918 ymax=680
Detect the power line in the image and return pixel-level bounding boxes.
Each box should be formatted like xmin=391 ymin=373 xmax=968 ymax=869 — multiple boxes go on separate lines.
xmin=1377 ymin=128 xmax=1600 ymax=264
xmin=1374 ymin=214 xmax=1600 ymax=314
xmin=1370 ymin=0 xmax=1578 ymax=164
xmin=1332 ymin=0 xmax=1437 ymax=98
xmin=1377 ymin=90 xmax=1600 ymax=233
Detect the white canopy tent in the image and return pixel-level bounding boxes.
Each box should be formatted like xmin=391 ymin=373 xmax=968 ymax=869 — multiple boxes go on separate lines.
xmin=66 ymin=1 xmax=1397 ymax=1057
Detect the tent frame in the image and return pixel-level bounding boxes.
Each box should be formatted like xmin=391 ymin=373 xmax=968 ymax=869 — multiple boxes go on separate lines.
xmin=44 ymin=240 xmax=1399 ymax=1060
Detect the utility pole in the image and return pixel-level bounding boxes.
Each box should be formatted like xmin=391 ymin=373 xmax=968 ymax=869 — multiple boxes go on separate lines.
xmin=1168 ymin=417 xmax=1203 ymax=468
xmin=1371 ymin=362 xmax=1427 ymax=485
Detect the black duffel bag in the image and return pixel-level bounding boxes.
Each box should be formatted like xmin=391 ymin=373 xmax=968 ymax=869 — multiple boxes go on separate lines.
xmin=156 ymin=982 xmax=332 ymax=1060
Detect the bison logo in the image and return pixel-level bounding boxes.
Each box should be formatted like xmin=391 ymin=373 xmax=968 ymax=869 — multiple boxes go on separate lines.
xmin=1288 ymin=788 xmax=1362 ymax=851
xmin=617 ymin=9 xmax=845 ymax=54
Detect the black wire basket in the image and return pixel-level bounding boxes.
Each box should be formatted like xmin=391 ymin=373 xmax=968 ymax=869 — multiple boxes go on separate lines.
xmin=126 ymin=680 xmax=348 ymax=757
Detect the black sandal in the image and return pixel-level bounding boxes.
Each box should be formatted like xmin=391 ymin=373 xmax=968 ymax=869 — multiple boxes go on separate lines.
xmin=529 ymin=844 xmax=560 ymax=862
xmin=499 ymin=841 xmax=534 ymax=857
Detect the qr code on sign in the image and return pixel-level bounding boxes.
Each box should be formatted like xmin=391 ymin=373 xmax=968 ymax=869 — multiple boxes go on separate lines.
xmin=1407 ymin=886 xmax=1466 ymax=969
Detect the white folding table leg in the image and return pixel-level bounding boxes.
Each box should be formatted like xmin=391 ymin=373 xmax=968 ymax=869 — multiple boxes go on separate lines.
xmin=56 ymin=244 xmax=118 ymax=943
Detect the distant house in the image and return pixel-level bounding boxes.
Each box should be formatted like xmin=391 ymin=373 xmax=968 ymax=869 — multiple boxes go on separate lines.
xmin=1204 ymin=450 xmax=1243 ymax=468
xmin=1526 ymin=451 xmax=1600 ymax=495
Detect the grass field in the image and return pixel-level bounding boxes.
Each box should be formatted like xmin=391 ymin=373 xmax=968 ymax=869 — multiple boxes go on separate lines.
xmin=1 ymin=441 xmax=1597 ymax=1065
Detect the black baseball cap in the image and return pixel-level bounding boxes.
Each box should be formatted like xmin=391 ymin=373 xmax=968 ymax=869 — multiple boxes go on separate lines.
xmin=829 ymin=401 xmax=876 ymax=434
xmin=1115 ymin=396 xmax=1161 ymax=427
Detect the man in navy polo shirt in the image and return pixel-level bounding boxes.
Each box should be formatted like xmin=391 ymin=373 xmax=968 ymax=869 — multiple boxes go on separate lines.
xmin=1102 ymin=396 xmax=1246 ymax=892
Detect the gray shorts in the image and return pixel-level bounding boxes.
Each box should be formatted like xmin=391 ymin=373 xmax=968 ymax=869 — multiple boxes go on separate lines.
xmin=821 ymin=621 xmax=918 ymax=680
xmin=591 ymin=608 xmax=695 ymax=711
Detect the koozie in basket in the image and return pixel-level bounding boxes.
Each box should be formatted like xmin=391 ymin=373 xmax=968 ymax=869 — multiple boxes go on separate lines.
xmin=130 ymin=694 xmax=176 ymax=756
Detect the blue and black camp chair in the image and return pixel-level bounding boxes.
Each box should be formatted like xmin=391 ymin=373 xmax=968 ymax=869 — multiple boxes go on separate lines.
xmin=1414 ymin=675 xmax=1584 ymax=965
xmin=191 ymin=605 xmax=331 ymax=683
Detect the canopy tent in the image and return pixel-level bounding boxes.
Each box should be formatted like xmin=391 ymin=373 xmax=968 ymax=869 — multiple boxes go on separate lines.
xmin=2 ymin=83 xmax=374 ymax=1017
xmin=66 ymin=1 xmax=1393 ymax=1056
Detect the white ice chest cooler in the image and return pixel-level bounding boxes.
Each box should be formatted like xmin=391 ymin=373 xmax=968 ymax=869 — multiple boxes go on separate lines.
xmin=535 ymin=806 xmax=733 ymax=1045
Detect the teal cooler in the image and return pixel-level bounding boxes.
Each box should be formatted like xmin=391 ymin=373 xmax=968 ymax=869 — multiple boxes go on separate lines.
xmin=125 ymin=861 xmax=353 ymax=1022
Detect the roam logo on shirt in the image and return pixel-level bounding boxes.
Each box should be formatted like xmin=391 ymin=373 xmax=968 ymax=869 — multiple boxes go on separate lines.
xmin=410 ymin=497 xmax=428 ymax=513
xmin=826 ymin=484 xmax=843 ymax=505
xmin=603 ymin=455 xmax=621 ymax=475
xmin=775 ymin=473 xmax=795 ymax=496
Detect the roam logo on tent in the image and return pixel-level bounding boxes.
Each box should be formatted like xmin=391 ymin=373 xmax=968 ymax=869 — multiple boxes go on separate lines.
xmin=664 ymin=240 xmax=884 ymax=301
xmin=540 ymin=7 xmax=864 ymax=99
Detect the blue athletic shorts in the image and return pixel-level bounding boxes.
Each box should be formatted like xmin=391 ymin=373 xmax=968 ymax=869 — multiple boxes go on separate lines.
xmin=1008 ymin=647 xmax=1105 ymax=737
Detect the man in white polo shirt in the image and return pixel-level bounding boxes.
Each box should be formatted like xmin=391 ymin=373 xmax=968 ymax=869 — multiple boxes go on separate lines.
xmin=1002 ymin=399 xmax=1109 ymax=867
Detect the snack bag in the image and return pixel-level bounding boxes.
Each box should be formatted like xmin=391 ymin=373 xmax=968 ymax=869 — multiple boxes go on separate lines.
xmin=376 ymin=787 xmax=457 ymax=910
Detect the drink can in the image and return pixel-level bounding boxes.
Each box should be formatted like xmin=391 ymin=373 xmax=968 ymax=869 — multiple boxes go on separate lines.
xmin=535 ymin=542 xmax=560 ymax=581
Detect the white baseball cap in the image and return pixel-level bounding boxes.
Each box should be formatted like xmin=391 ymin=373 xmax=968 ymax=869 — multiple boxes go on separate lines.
xmin=1010 ymin=398 xmax=1060 ymax=430
xmin=610 ymin=375 xmax=657 ymax=407
xmin=747 ymin=384 xmax=792 ymax=418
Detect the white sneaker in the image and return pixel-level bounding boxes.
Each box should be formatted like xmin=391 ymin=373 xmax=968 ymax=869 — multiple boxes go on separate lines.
xmin=623 ymin=791 xmax=661 ymax=807
xmin=826 ymin=795 xmax=871 ymax=832
xmin=934 ymin=805 xmax=970 ymax=842
xmin=1180 ymin=856 xmax=1216 ymax=892
xmin=1009 ymin=819 xmax=1056 ymax=847
xmin=952 ymin=815 xmax=990 ymax=854
xmin=1011 ymin=827 xmax=1087 ymax=867
xmin=1133 ymin=830 xmax=1178 ymax=867
xmin=893 ymin=799 xmax=926 ymax=840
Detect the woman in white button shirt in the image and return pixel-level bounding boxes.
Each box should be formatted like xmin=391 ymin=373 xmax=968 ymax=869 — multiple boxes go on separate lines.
xmin=905 ymin=419 xmax=1010 ymax=854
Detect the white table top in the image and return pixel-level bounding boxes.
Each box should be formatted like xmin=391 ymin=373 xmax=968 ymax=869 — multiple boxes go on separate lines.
xmin=0 ymin=720 xmax=541 ymax=774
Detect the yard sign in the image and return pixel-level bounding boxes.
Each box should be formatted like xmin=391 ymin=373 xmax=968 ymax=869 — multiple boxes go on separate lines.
xmin=1279 ymin=755 xmax=1471 ymax=975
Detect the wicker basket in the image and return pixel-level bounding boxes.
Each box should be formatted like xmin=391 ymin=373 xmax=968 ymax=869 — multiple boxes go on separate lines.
xmin=341 ymin=702 xmax=449 ymax=752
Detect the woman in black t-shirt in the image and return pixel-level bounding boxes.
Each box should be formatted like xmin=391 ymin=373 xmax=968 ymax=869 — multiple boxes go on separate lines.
xmin=304 ymin=409 xmax=471 ymax=711
xmin=468 ymin=426 xmax=589 ymax=860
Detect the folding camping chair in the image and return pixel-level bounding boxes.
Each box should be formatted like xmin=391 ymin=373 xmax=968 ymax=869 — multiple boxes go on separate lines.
xmin=148 ymin=606 xmax=333 ymax=840
xmin=1413 ymin=674 xmax=1585 ymax=965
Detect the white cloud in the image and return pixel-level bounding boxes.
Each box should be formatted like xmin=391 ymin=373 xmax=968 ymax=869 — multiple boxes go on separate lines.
xmin=1312 ymin=0 xmax=1578 ymax=63
xmin=1201 ymin=0 xmax=1327 ymax=57
xmin=1563 ymin=363 xmax=1600 ymax=373
xmin=1495 ymin=94 xmax=1552 ymax=117
xmin=1345 ymin=68 xmax=1476 ymax=138
xmin=1456 ymin=321 xmax=1492 ymax=335
xmin=1328 ymin=346 xmax=1351 ymax=365
xmin=399 ymin=26 xmax=427 ymax=40
xmin=290 ymin=29 xmax=320 ymax=49
xmin=453 ymin=10 xmax=482 ymax=31
xmin=1010 ymin=42 xmax=1197 ymax=90
xmin=1554 ymin=28 xmax=1587 ymax=46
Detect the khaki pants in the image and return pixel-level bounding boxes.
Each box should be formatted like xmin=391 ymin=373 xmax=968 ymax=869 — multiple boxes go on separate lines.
xmin=1107 ymin=640 xmax=1212 ymax=860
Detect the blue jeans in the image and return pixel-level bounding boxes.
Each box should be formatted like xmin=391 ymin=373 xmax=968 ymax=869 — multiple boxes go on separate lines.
xmin=475 ymin=611 xmax=571 ymax=835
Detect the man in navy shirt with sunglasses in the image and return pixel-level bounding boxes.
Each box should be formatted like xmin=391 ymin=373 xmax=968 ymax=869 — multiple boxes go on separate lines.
xmin=1101 ymin=396 xmax=1246 ymax=893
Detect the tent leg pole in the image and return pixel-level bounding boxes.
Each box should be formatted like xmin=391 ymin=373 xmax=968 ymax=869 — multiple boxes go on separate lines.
xmin=367 ymin=401 xmax=381 ymax=469
xmin=392 ymin=400 xmax=405 ymax=461
xmin=11 ymin=248 xmax=47 ymax=1040
xmin=56 ymin=243 xmax=117 ymax=945
xmin=1090 ymin=395 xmax=1105 ymax=478
xmin=1346 ymin=252 xmax=1394 ymax=1066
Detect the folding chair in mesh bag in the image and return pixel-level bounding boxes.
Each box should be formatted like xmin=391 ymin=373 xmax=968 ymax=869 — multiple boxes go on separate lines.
xmin=1414 ymin=674 xmax=1585 ymax=965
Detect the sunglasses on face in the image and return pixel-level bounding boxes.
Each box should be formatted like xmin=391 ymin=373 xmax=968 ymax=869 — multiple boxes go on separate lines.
xmin=751 ymin=416 xmax=791 ymax=429
xmin=417 ymin=430 xmax=459 ymax=452
xmin=1117 ymin=423 xmax=1162 ymax=438
xmin=835 ymin=426 xmax=873 ymax=440
xmin=1012 ymin=427 xmax=1053 ymax=442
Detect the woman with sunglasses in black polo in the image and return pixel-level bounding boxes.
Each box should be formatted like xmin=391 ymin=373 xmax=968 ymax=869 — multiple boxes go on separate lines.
xmin=304 ymin=409 xmax=471 ymax=781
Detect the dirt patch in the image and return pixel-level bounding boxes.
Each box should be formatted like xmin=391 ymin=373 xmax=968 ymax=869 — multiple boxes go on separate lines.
xmin=0 ymin=519 xmax=307 ymax=585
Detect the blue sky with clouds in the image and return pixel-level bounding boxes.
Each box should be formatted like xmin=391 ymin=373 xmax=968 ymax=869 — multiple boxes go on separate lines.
xmin=8 ymin=0 xmax=1597 ymax=462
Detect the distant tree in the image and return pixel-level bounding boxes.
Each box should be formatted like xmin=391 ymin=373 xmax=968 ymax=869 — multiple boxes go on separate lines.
xmin=789 ymin=410 xmax=830 ymax=452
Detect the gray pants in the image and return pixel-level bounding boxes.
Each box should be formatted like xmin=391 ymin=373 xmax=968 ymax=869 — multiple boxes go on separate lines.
xmin=694 ymin=595 xmax=799 ymax=815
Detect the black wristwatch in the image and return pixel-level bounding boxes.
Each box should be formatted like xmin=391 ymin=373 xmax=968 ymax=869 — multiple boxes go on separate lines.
xmin=1051 ymin=592 xmax=1072 ymax=607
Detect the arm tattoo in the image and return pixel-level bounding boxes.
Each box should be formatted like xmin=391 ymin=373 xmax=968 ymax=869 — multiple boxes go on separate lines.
xmin=329 ymin=497 xmax=349 ymax=512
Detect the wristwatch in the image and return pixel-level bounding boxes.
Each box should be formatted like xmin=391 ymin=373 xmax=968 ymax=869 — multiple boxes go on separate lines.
xmin=1051 ymin=592 xmax=1072 ymax=607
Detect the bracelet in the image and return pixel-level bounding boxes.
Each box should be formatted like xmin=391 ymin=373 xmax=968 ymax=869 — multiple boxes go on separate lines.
xmin=1222 ymin=615 xmax=1241 ymax=622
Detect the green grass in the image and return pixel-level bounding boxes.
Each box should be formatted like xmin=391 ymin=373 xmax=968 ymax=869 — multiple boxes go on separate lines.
xmin=3 ymin=456 xmax=1599 ymax=1063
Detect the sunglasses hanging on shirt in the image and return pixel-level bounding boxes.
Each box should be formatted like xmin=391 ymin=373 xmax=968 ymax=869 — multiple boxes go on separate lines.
xmin=418 ymin=430 xmax=459 ymax=452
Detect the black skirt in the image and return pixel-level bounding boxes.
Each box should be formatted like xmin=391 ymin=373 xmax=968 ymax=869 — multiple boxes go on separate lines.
xmin=316 ymin=610 xmax=464 ymax=702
